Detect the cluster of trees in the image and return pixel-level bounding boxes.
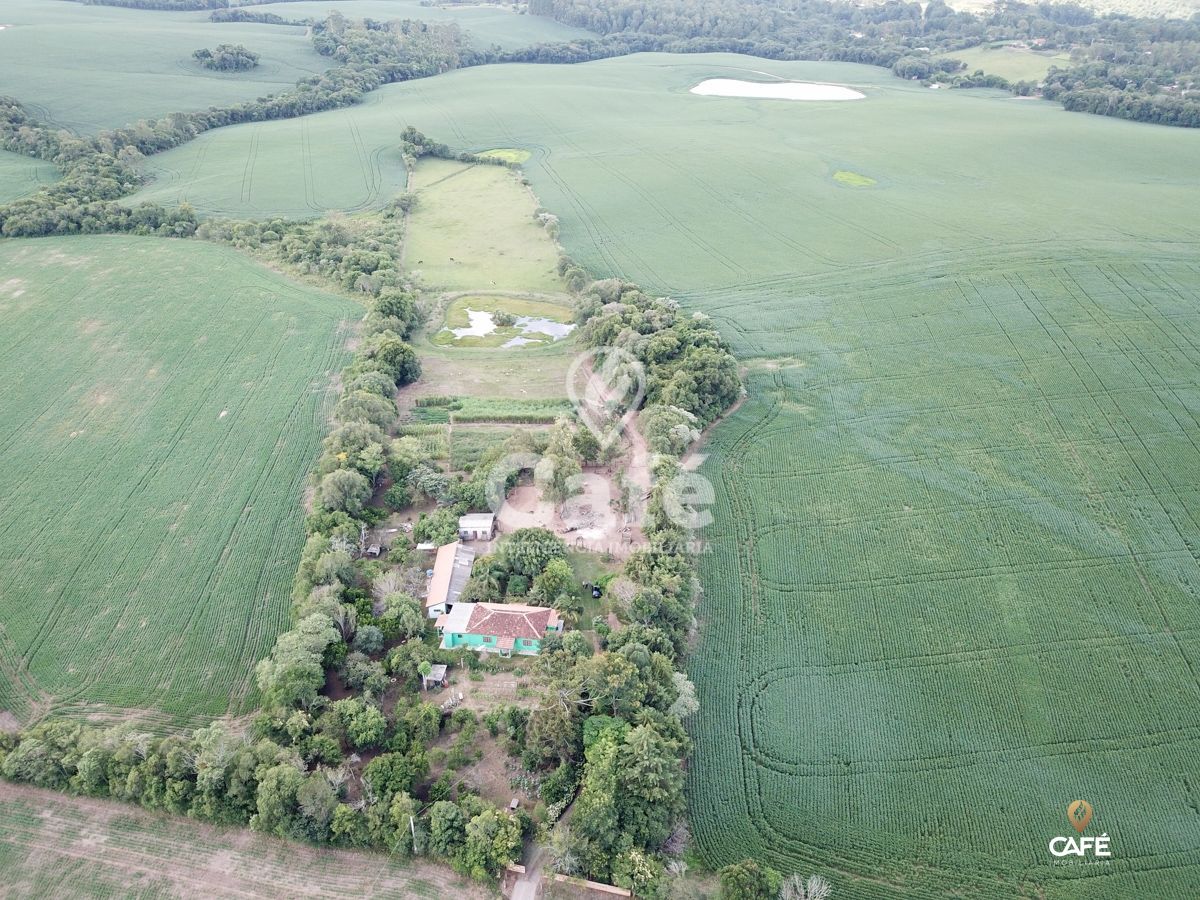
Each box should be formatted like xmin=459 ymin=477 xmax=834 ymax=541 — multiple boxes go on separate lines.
xmin=524 ymin=0 xmax=1200 ymax=127
xmin=575 ymin=278 xmax=742 ymax=428
xmin=198 ymin=211 xmax=411 ymax=295
xmin=193 ymin=43 xmax=261 ymax=71
xmin=0 ymin=701 xmax=527 ymax=873
xmin=399 ymin=124 xmax=514 ymax=169
xmin=456 ymin=525 xmax=583 ymax=615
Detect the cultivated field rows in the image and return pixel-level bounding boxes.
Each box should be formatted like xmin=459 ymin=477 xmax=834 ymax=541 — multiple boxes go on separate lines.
xmin=689 ymin=254 xmax=1200 ymax=896
xmin=0 ymin=237 xmax=354 ymax=729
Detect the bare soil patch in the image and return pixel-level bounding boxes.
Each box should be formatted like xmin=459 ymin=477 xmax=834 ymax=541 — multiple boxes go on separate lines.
xmin=0 ymin=781 xmax=491 ymax=899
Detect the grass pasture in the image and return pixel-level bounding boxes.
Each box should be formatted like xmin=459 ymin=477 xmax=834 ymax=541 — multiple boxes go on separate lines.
xmin=0 ymin=148 xmax=57 ymax=204
xmin=0 ymin=235 xmax=353 ymax=730
xmin=0 ymin=781 xmax=488 ymax=899
xmin=407 ymin=159 xmax=563 ymax=293
xmin=0 ymin=0 xmax=330 ymax=132
xmin=937 ymin=42 xmax=1072 ymax=82
xmin=480 ymin=148 xmax=533 ymax=164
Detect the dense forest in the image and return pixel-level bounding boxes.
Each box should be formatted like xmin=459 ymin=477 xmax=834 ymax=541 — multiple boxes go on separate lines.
xmin=525 ymin=0 xmax=1200 ymax=126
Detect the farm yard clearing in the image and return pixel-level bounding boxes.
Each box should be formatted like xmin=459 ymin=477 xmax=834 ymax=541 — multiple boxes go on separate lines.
xmin=0 ymin=236 xmax=354 ymax=730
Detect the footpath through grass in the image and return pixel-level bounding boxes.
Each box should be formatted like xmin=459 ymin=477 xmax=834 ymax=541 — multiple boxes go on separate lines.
xmin=0 ymin=235 xmax=354 ymax=730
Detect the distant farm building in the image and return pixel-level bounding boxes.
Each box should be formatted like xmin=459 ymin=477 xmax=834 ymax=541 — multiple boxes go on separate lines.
xmin=425 ymin=541 xmax=476 ymax=618
xmin=436 ymin=602 xmax=563 ymax=657
xmin=458 ymin=512 xmax=496 ymax=541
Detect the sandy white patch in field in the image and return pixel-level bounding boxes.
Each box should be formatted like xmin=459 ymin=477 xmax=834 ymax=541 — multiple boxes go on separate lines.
xmin=690 ymin=78 xmax=865 ymax=101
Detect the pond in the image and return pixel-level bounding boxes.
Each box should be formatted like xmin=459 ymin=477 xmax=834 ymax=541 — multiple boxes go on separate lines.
xmin=444 ymin=308 xmax=576 ymax=347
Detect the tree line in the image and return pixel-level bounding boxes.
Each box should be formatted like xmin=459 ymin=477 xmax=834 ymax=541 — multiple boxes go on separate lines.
xmin=0 ymin=16 xmax=472 ymax=237
xmin=524 ymin=0 xmax=1200 ymax=127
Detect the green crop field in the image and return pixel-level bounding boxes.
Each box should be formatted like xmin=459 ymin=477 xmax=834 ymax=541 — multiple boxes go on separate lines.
xmin=691 ymin=248 xmax=1200 ymax=897
xmin=129 ymin=53 xmax=1200 ymax=273
xmin=0 ymin=235 xmax=353 ymax=731
xmin=0 ymin=0 xmax=331 ymax=133
xmin=0 ymin=148 xmax=56 ymax=204
xmin=0 ymin=781 xmax=489 ymax=898
xmin=124 ymin=51 xmax=1200 ymax=894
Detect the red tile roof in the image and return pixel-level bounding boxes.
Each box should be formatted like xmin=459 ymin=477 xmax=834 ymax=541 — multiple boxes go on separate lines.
xmin=464 ymin=603 xmax=560 ymax=641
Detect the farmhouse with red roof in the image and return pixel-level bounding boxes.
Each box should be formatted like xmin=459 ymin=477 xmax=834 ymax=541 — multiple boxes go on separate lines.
xmin=436 ymin=602 xmax=563 ymax=657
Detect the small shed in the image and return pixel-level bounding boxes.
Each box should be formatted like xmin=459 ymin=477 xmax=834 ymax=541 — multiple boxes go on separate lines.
xmin=458 ymin=512 xmax=496 ymax=542
xmin=422 ymin=663 xmax=449 ymax=691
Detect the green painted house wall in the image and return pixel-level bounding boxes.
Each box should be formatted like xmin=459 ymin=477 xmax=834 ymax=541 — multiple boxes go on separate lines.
xmin=440 ymin=632 xmax=545 ymax=654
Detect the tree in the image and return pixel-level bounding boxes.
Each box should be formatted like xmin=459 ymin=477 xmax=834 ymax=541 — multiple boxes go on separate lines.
xmin=463 ymin=807 xmax=523 ymax=877
xmin=388 ymin=791 xmax=423 ymax=855
xmin=317 ymin=468 xmax=372 ymax=515
xmin=499 ymin=527 xmax=568 ymax=578
xmin=255 ymin=614 xmax=340 ymax=711
xmin=296 ymin=772 xmax=338 ymax=840
xmin=335 ymin=390 xmax=398 ymax=429
xmin=718 ymin=859 xmax=781 ymax=900
xmin=779 ymin=874 xmax=833 ymax=900
xmin=640 ymin=404 xmax=700 ymax=455
xmin=612 ymin=847 xmax=667 ymax=899
xmin=252 ymin=764 xmax=307 ymax=840
xmin=323 ymin=421 xmax=389 ymax=477
xmin=361 ymin=330 xmax=420 ymax=386
xmin=583 ymin=653 xmax=646 ymax=718
xmin=346 ymin=704 xmax=387 ymax=749
xmin=331 ymin=803 xmax=370 ymax=846
xmin=428 ymin=800 xmax=468 ymax=858
xmin=570 ymin=729 xmax=622 ymax=878
xmin=193 ymin=44 xmax=260 ymax=71
xmin=378 ymin=593 xmax=425 ymax=641
xmin=615 ymin=724 xmax=685 ymax=848
xmin=667 ymin=671 xmax=699 ymax=719
xmin=530 ymin=557 xmax=575 ymax=608
xmin=363 ymin=752 xmax=416 ymax=805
